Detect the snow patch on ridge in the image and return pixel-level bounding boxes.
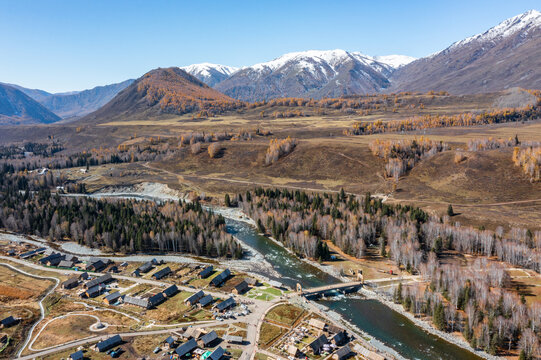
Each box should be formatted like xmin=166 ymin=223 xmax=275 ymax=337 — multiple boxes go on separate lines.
xmin=450 ymin=9 xmax=541 ymax=49
xmin=181 ymin=63 xmax=239 ymax=78
xmin=373 ymin=55 xmax=417 ymax=68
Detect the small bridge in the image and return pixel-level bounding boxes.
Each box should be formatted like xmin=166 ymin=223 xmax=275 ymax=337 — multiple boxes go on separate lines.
xmin=297 ymin=281 xmax=363 ymax=298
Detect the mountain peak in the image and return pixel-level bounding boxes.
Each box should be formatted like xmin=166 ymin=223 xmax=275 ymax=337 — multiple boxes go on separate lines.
xmin=181 ymin=63 xmax=239 ymax=87
xmin=390 ymin=9 xmax=541 ymax=94
xmin=81 ymin=66 xmax=240 ymax=123
xmin=250 ymin=49 xmax=359 ymax=73
xmin=450 ymin=9 xmax=541 ymax=49
xmin=215 ymin=49 xmax=392 ymax=101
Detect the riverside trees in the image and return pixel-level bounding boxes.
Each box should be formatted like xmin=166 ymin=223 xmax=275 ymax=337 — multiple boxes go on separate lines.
xmin=0 ymin=170 xmax=242 ymax=258
xmin=238 ymin=188 xmax=540 ymax=355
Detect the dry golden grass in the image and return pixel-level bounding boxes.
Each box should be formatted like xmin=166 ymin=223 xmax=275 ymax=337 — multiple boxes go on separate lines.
xmin=258 ymin=322 xmax=287 ymax=347
xmin=32 ymin=315 xmax=96 ymax=350
xmin=0 ymin=265 xmax=54 ymax=306
xmin=265 ymin=304 xmax=304 ymax=327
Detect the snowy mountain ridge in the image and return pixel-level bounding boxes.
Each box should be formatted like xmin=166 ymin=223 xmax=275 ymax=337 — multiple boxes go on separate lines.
xmin=449 ymin=9 xmax=541 ymax=50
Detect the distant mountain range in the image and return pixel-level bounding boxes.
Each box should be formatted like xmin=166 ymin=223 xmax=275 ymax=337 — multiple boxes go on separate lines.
xmin=0 ymin=83 xmax=61 ymax=125
xmin=213 ymin=49 xmax=408 ymax=101
xmin=5 ymin=80 xmax=135 ymax=120
xmin=38 ymin=79 xmax=135 ymax=119
xmin=1 ymin=9 xmax=539 ymax=125
xmin=184 ymin=10 xmax=540 ymax=99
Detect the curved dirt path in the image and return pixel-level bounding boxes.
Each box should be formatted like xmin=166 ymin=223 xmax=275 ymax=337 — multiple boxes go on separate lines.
xmin=28 ymin=313 xmax=106 ymax=352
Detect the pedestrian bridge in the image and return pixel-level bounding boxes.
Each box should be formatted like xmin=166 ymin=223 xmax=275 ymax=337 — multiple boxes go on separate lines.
xmin=297 ymin=281 xmax=363 ymax=298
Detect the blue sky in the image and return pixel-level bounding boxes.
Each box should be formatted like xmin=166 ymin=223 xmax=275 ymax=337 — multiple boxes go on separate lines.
xmin=0 ymin=0 xmax=538 ymax=93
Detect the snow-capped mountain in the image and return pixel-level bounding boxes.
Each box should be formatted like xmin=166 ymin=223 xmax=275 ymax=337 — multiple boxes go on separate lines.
xmin=181 ymin=63 xmax=239 ymax=87
xmin=373 ymin=55 xmax=416 ymax=69
xmin=390 ymin=10 xmax=541 ymax=94
xmin=448 ymin=9 xmax=541 ymax=50
xmin=215 ymin=49 xmax=402 ymax=101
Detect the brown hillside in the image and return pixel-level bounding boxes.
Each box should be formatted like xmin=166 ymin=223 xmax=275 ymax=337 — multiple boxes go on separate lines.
xmin=80 ymin=67 xmax=242 ymax=123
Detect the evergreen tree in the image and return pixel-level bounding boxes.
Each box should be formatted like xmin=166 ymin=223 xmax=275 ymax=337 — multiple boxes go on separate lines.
xmin=433 ymin=302 xmax=446 ymax=330
xmin=380 ymin=238 xmax=387 ymax=257
xmin=394 ymin=282 xmax=403 ymax=303
xmin=447 ymin=204 xmax=454 ymax=217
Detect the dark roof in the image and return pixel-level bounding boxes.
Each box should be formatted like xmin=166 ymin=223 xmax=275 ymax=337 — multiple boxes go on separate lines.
xmin=163 ymin=284 xmax=179 ymax=297
xmin=104 ymin=291 xmax=123 ymax=303
xmin=96 ymin=334 xmax=122 ymax=352
xmin=198 ymin=294 xmax=214 ymax=307
xmin=39 ymin=252 xmax=63 ymax=264
xmin=19 ymin=247 xmax=46 ymax=259
xmin=69 ymin=350 xmax=84 ymax=360
xmin=309 ymin=334 xmax=328 ymax=353
xmin=79 ymin=272 xmax=89 ymax=280
xmin=199 ymin=330 xmax=218 ymax=346
xmin=332 ymin=330 xmax=348 ymax=346
xmin=334 ymin=345 xmax=352 ymax=359
xmin=137 ymin=261 xmax=153 ymax=273
xmin=210 ymin=269 xmax=231 ymax=287
xmin=85 ymin=285 xmax=104 ymax=298
xmin=215 ymin=297 xmax=236 ymax=311
xmin=123 ymin=295 xmax=149 ymax=308
xmin=185 ymin=290 xmax=205 ymax=304
xmin=175 ymin=338 xmax=197 ymax=357
xmin=149 ymin=292 xmax=165 ymax=307
xmin=89 ymin=260 xmax=106 ymax=271
xmin=209 ymin=346 xmax=225 ymax=360
xmin=0 ymin=316 xmax=17 ymax=327
xmin=85 ymin=273 xmax=112 ymax=288
xmin=62 ymin=277 xmax=79 ymax=288
xmin=199 ymin=265 xmax=213 ymax=278
xmin=164 ymin=336 xmax=176 ymax=345
xmin=152 ymin=266 xmax=171 ymax=280
xmin=234 ymin=280 xmax=249 ymax=293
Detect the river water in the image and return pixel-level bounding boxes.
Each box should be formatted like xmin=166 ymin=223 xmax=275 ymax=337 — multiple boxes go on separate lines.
xmin=59 ymin=191 xmax=482 ymax=359
xmin=225 ymin=218 xmax=482 ymax=360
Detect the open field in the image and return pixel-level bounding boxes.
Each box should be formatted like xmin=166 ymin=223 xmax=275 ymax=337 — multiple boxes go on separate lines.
xmin=258 ymin=322 xmax=287 ymax=348
xmin=0 ymin=265 xmax=55 ymax=306
xmin=28 ymin=96 xmax=537 ymax=232
xmin=32 ymin=315 xmax=96 ymax=350
xmin=265 ymin=304 xmax=305 ymax=327
xmin=0 ymin=264 xmax=59 ymax=359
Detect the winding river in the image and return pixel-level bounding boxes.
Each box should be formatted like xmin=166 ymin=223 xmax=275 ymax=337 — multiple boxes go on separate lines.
xmin=225 ymin=218 xmax=482 ymax=360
